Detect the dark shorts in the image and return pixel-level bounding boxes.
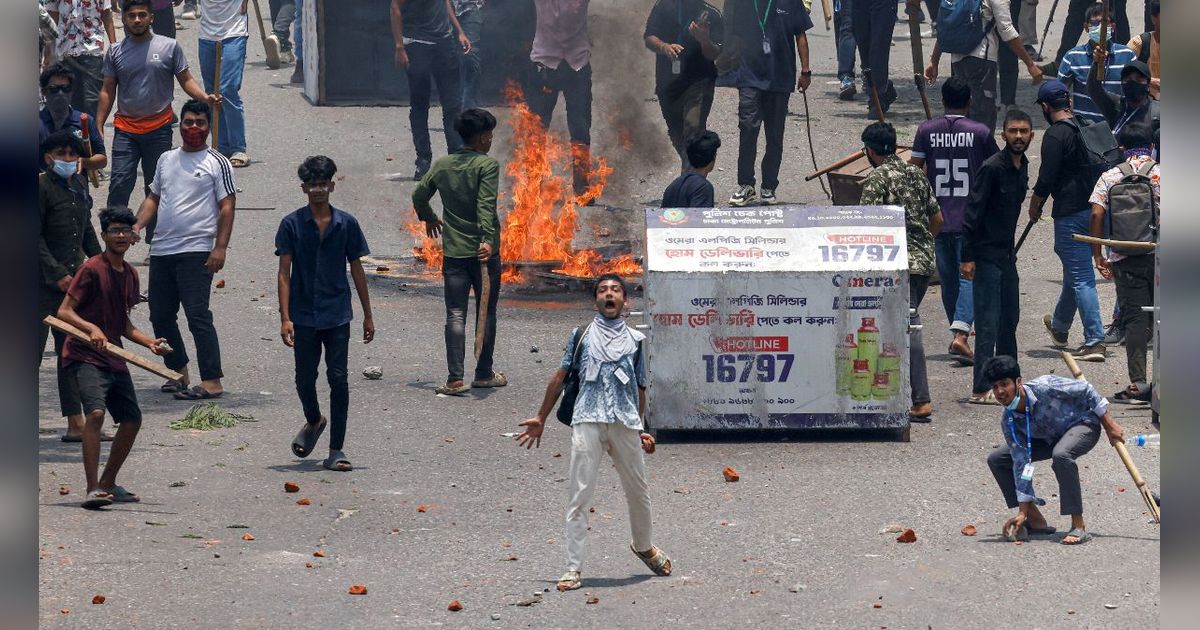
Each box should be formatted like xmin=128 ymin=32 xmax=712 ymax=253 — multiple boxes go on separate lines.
xmin=69 ymin=362 xmax=142 ymax=423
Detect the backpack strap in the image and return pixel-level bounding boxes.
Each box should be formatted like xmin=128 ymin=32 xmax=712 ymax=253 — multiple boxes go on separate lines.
xmin=1116 ymin=161 xmax=1137 ymax=178
xmin=1137 ymin=31 xmax=1152 ymax=63
xmin=1135 ymin=159 xmax=1157 ymax=178
xmin=569 ymin=323 xmax=591 ymax=375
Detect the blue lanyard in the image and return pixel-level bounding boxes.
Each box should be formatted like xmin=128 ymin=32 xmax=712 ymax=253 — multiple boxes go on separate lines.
xmin=1008 ymin=389 xmax=1032 ymax=460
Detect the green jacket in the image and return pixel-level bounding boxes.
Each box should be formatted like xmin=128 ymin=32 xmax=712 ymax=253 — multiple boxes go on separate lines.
xmin=412 ymin=149 xmax=500 ymax=259
xmin=38 ymin=170 xmax=100 ymax=291
xmin=860 ymin=154 xmax=941 ymax=277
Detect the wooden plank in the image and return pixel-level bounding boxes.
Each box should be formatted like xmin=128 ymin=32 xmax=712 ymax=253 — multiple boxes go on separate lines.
xmin=43 ymin=315 xmax=183 ymax=381
xmin=1071 ymin=234 xmax=1157 ymax=250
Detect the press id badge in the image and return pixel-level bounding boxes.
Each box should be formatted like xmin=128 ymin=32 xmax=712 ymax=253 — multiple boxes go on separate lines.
xmin=672 ymin=58 xmax=681 ymax=75
xmin=614 ymin=367 xmax=630 ymax=385
xmin=1020 ymin=463 xmax=1035 ymax=482
xmin=762 ymin=35 xmax=771 ymax=55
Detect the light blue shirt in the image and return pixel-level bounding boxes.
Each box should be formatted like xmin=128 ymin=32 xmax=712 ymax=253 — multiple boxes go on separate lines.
xmin=1003 ymin=375 xmax=1109 ymax=504
xmin=560 ymin=325 xmax=647 ymax=430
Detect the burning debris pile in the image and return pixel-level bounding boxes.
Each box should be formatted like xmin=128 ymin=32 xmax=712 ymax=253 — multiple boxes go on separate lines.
xmin=408 ymin=83 xmax=642 ymax=283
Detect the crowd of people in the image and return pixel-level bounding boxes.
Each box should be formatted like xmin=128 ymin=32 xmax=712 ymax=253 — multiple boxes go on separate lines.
xmin=38 ymin=0 xmax=1160 ymax=589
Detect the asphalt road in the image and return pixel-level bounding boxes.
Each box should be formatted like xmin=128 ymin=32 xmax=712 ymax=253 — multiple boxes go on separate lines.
xmin=39 ymin=2 xmax=1159 ymax=627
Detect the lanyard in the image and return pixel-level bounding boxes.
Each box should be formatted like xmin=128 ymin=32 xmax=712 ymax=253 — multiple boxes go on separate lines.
xmin=1114 ymin=105 xmax=1143 ymax=136
xmin=753 ymin=0 xmax=774 ymax=35
xmin=1007 ymin=389 xmax=1032 ymax=461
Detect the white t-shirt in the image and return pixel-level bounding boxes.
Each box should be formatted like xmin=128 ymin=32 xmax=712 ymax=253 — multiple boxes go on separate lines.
xmin=149 ymin=147 xmax=237 ymax=256
xmin=199 ymin=0 xmax=250 ymax=41
xmin=951 ymin=0 xmax=1020 ymax=65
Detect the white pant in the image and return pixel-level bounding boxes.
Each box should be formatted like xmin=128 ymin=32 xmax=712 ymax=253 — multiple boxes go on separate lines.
xmin=565 ymin=422 xmax=653 ymax=572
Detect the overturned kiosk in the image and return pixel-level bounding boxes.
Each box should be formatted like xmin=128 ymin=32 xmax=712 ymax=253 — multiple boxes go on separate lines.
xmin=640 ymin=205 xmax=915 ymax=440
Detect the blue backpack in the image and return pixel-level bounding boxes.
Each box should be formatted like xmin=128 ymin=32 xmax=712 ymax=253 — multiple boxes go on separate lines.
xmin=937 ymin=0 xmax=990 ymax=55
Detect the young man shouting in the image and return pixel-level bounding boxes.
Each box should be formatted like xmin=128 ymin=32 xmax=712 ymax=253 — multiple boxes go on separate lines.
xmin=413 ymin=108 xmax=504 ymax=396
xmin=57 ymin=206 xmax=170 ymax=509
xmin=516 ymin=274 xmax=672 ymax=592
xmin=981 ymin=355 xmax=1125 ymax=545
xmin=277 ymin=155 xmax=374 ymax=472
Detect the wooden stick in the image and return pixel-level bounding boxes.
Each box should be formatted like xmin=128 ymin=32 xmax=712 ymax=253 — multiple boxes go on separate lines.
xmin=78 ymin=113 xmax=101 ymax=188
xmin=474 ymin=259 xmax=491 ymax=360
xmin=1072 ymin=234 xmax=1157 ymax=250
xmin=43 ymin=315 xmax=183 ymax=381
xmin=211 ymin=40 xmax=224 ymax=148
xmin=806 ymin=149 xmax=867 ymax=181
xmin=1060 ymin=347 xmax=1160 ymax=523
xmin=1113 ymin=441 xmax=1161 ymax=522
xmin=250 ymin=0 xmax=270 ymax=51
xmin=1096 ymin=1 xmax=1110 ymax=81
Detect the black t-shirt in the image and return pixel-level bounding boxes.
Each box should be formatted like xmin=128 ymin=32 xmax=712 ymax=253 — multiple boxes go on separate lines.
xmin=715 ymin=0 xmax=812 ymax=93
xmin=1032 ymin=119 xmax=1091 ymax=218
xmin=662 ymin=172 xmax=715 ymax=208
xmin=644 ymin=0 xmax=725 ymax=99
xmin=401 ymin=0 xmax=453 ymax=42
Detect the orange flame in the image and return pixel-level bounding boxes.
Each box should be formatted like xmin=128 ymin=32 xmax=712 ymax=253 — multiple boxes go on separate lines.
xmin=408 ymin=82 xmax=642 ymax=283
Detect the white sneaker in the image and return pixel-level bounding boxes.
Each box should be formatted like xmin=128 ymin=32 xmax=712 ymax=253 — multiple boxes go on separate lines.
xmin=759 ymin=188 xmax=776 ymax=204
xmin=729 ymin=185 xmax=757 ymax=207
xmin=181 ymin=9 xmax=198 ymax=20
xmin=264 ymin=33 xmax=281 ymax=69
xmin=280 ymin=49 xmax=296 ymax=65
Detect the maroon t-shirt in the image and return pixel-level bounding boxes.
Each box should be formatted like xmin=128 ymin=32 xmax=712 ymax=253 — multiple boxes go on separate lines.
xmin=61 ymin=255 xmax=140 ymax=373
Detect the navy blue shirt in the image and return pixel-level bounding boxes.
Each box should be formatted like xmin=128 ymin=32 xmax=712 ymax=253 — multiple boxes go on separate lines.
xmin=661 ymin=171 xmax=715 ymax=208
xmin=715 ymin=0 xmax=812 ymax=93
xmin=38 ymin=107 xmax=106 ymax=172
xmin=274 ymin=206 xmax=370 ymax=330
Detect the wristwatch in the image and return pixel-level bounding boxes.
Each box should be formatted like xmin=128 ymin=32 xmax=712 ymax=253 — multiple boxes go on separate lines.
xmin=801 ymin=70 xmax=813 ymax=76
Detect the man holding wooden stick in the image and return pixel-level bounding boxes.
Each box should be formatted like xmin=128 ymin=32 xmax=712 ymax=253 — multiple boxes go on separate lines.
xmin=980 ymin=355 xmax=1125 ymax=545
xmin=57 ymin=206 xmax=171 ymax=510
xmin=413 ymin=108 xmax=503 ymax=397
xmin=198 ymin=0 xmax=251 ymax=167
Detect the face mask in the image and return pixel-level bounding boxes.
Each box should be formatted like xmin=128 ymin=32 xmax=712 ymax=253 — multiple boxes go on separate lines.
xmin=1088 ymin=26 xmax=1102 ymax=43
xmin=51 ymin=159 xmax=77 ymax=178
xmin=180 ymin=126 xmax=208 ymax=147
xmin=45 ymin=93 xmax=70 ymax=117
xmin=1005 ymin=387 xmax=1022 ymax=412
xmin=1122 ymin=80 xmax=1149 ymax=101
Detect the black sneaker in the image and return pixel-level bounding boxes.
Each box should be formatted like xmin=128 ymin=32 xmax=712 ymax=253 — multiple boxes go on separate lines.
xmin=290 ymin=63 xmax=304 ymax=85
xmin=1071 ymin=343 xmax=1107 ymax=362
xmin=729 ymin=185 xmax=757 ymax=207
xmin=1043 ymin=314 xmax=1069 ymax=348
xmin=759 ymin=188 xmax=776 ymax=204
xmin=1103 ymin=321 xmax=1125 ymax=345
xmin=414 ymin=159 xmax=431 ymax=181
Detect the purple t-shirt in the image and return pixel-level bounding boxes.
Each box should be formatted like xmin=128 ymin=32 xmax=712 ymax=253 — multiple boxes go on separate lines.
xmin=911 ymin=115 xmax=999 ymax=233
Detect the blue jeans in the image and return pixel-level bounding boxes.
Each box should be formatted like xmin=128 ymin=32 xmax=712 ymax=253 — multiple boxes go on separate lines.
xmin=294 ymin=0 xmax=303 ymax=61
xmin=934 ymin=232 xmax=974 ymax=333
xmin=834 ymin=0 xmax=857 ymax=81
xmin=1051 ymin=210 xmax=1105 ymax=346
xmin=971 ymin=256 xmax=1020 ymax=394
xmin=458 ymin=9 xmax=484 ymax=110
xmin=199 ymin=36 xmax=248 ymax=156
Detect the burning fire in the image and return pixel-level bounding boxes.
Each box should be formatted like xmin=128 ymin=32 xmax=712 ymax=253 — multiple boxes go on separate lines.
xmin=407 ymin=82 xmax=642 ymax=283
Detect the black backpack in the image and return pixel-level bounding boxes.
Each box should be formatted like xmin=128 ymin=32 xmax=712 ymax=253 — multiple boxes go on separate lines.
xmin=1136 ymin=31 xmax=1153 ymax=64
xmin=1063 ymin=116 xmax=1123 ymax=189
xmin=556 ymin=324 xmax=644 ymax=425
xmin=1106 ymin=160 xmax=1158 ymax=256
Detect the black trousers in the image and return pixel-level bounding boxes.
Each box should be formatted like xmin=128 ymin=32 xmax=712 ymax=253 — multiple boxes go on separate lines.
xmin=736 ymin=88 xmax=790 ymax=190
xmin=527 ymin=61 xmax=593 ymax=195
xmin=952 ymin=56 xmax=999 ymax=133
xmin=1055 ymin=0 xmax=1130 ymax=67
xmin=39 ymin=289 xmax=82 ymax=417
xmin=149 ymin=252 xmax=224 ymax=381
xmin=853 ymin=0 xmax=896 ymax=98
xmin=152 ymin=6 xmax=175 ymax=39
xmin=442 ymin=254 xmax=500 ymax=383
xmin=987 ymin=422 xmax=1100 ymax=515
xmin=406 ymin=37 xmax=464 ymax=165
xmin=971 ymin=256 xmax=1020 ymax=394
xmin=998 ymin=0 xmax=1022 ymax=105
xmin=1113 ymin=254 xmax=1154 ymax=385
xmin=293 ymin=323 xmax=349 ymax=451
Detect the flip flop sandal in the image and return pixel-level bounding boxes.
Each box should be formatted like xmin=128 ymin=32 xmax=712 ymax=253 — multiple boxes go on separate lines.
xmin=322 ymin=450 xmax=352 ymax=472
xmin=61 ymin=432 xmax=114 ymax=443
xmin=161 ymin=379 xmax=187 ymax=393
xmin=1060 ymin=527 xmax=1092 ymax=545
xmin=556 ymin=570 xmax=582 ymax=591
xmin=631 ymin=544 xmax=673 ymax=576
xmin=1113 ymin=383 xmax=1151 ymax=404
xmin=107 ymin=485 xmax=140 ymax=503
xmin=968 ymin=391 xmax=999 ymax=405
xmin=435 ymin=383 xmax=471 ymax=396
xmin=230 ymin=152 xmax=250 ymax=168
xmin=471 ymin=371 xmax=508 ymax=388
xmin=291 ymin=416 xmax=327 ymax=458
xmin=81 ymin=490 xmax=113 ymax=510
xmin=174 ymin=386 xmax=222 ymax=400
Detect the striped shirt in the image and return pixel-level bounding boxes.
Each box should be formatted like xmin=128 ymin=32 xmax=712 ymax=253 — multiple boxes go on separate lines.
xmin=148 ymin=147 xmax=237 ymax=256
xmin=1057 ymin=42 xmax=1135 ymax=124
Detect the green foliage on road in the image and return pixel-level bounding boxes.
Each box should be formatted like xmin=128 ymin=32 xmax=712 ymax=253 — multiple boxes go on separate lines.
xmin=170 ymin=403 xmax=256 ymax=431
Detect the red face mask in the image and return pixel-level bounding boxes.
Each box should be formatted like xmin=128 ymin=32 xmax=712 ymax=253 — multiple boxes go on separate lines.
xmin=181 ymin=125 xmax=209 ymax=148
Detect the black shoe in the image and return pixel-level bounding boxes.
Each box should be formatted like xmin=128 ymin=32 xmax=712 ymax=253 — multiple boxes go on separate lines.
xmin=838 ymin=78 xmax=857 ymax=100
xmin=290 ymin=64 xmax=304 ymax=85
xmin=414 ymin=159 xmax=431 ymax=181
xmin=1103 ymin=321 xmax=1125 ymax=345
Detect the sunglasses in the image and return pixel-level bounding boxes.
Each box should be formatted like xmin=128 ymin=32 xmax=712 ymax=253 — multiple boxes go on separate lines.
xmin=105 ymin=227 xmax=134 ymax=236
xmin=44 ymin=85 xmax=71 ymax=94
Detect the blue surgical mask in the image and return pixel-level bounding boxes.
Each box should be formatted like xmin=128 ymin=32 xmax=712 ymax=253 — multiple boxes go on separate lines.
xmin=51 ymin=159 xmax=77 ymax=178
xmin=1088 ymin=26 xmax=1102 ymax=43
xmin=1006 ymin=388 xmax=1022 ymax=412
